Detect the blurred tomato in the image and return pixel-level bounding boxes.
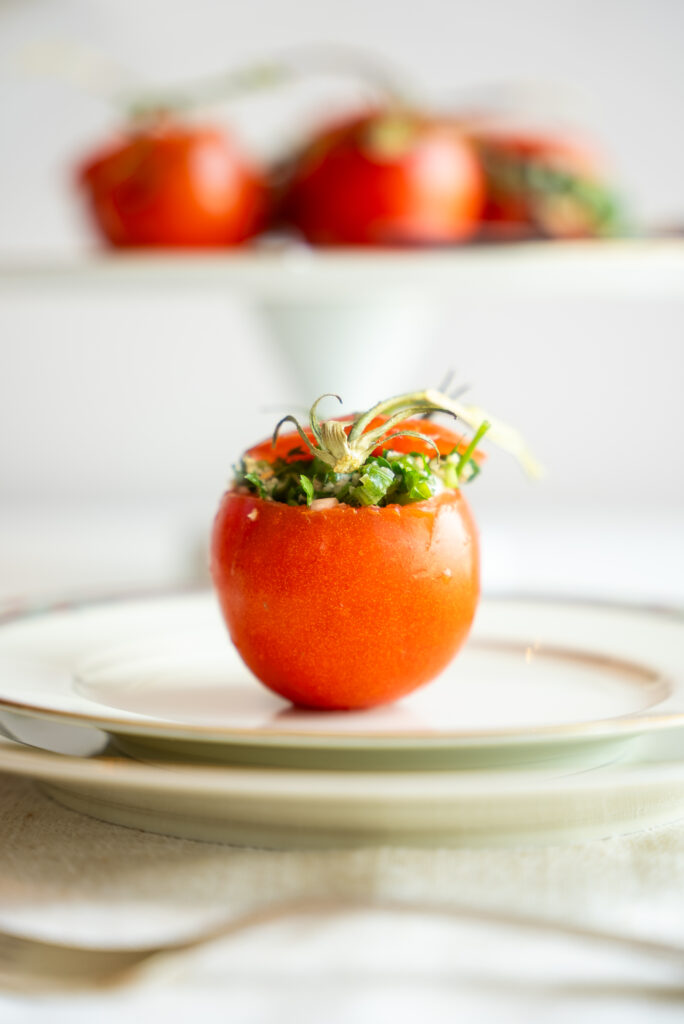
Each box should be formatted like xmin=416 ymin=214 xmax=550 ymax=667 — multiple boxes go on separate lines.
xmin=279 ymin=111 xmax=485 ymax=245
xmin=78 ymin=118 xmax=266 ymax=247
xmin=472 ymin=130 xmax=621 ymax=239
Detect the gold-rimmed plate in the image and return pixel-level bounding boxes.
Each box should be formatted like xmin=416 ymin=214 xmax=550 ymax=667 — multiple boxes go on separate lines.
xmin=0 ymin=592 xmax=682 ymax=771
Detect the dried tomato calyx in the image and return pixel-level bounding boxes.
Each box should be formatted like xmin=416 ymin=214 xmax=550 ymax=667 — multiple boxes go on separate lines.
xmin=272 ymin=387 xmax=541 ymax=479
xmin=272 ymin=391 xmax=454 ymax=475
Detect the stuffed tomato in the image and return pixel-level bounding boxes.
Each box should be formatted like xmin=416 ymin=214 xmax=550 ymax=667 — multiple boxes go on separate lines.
xmin=211 ymin=388 xmax=538 ymax=710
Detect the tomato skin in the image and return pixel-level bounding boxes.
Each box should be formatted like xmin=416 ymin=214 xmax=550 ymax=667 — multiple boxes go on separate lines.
xmin=78 ymin=121 xmax=265 ymax=247
xmin=281 ymin=112 xmax=485 ymax=246
xmin=210 ymin=489 xmax=479 ymax=709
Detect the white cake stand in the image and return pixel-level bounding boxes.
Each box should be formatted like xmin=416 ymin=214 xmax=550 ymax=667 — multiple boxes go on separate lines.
xmin=1 ymin=239 xmax=682 ymax=405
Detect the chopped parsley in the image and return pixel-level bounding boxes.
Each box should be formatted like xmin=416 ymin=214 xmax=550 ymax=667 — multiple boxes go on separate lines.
xmin=235 ymin=445 xmax=482 ymax=509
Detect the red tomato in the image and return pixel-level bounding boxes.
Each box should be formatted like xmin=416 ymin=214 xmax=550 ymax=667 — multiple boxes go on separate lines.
xmin=211 ymin=419 xmax=480 ymax=710
xmin=472 ymin=130 xmax=610 ymax=239
xmin=280 ymin=111 xmax=485 ymax=245
xmin=78 ymin=119 xmax=266 ymax=247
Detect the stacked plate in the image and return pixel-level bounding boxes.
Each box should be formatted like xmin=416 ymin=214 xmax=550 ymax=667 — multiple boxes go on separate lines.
xmin=0 ymin=590 xmax=683 ymax=848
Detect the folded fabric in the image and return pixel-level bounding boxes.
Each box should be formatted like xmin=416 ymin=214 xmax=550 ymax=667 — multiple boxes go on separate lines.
xmin=1 ymin=774 xmax=684 ymax=1022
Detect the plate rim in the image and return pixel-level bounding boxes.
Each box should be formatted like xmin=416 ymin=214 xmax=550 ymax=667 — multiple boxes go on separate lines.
xmin=1 ymin=732 xmax=684 ymax=800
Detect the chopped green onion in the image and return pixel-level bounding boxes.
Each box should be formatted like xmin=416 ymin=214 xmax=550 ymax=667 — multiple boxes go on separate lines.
xmin=351 ymin=462 xmax=395 ymax=506
xmin=300 ymin=475 xmax=314 ymax=507
xmin=456 ymin=421 xmax=490 ymax=480
xmin=243 ymin=472 xmax=267 ymax=499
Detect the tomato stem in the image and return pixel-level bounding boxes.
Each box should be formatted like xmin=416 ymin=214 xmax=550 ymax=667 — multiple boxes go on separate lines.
xmin=124 ymin=45 xmax=411 ymax=120
xmin=274 ymin=388 xmax=542 ymax=479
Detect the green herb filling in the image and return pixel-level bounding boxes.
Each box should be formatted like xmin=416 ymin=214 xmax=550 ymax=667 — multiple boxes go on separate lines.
xmin=236 ymin=447 xmax=481 ymax=508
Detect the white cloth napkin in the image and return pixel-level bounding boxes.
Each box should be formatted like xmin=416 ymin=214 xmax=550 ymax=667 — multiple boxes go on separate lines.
xmin=0 ymin=772 xmax=683 ymax=1022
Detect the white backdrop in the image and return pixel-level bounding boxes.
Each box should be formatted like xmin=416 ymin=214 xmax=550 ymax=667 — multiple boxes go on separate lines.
xmin=0 ymin=0 xmax=682 ymax=598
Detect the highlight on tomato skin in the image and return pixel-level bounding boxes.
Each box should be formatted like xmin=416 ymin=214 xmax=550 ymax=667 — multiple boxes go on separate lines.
xmin=78 ymin=119 xmax=266 ymax=247
xmin=211 ymin=489 xmax=480 ymax=710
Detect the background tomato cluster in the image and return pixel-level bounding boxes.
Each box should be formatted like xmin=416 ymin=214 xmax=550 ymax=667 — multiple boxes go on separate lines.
xmin=77 ymin=103 xmax=615 ymax=249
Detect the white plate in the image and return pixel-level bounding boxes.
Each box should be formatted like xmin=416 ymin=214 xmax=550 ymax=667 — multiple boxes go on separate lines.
xmin=1 ymin=723 xmax=684 ymax=848
xmin=0 ymin=592 xmax=682 ymax=770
